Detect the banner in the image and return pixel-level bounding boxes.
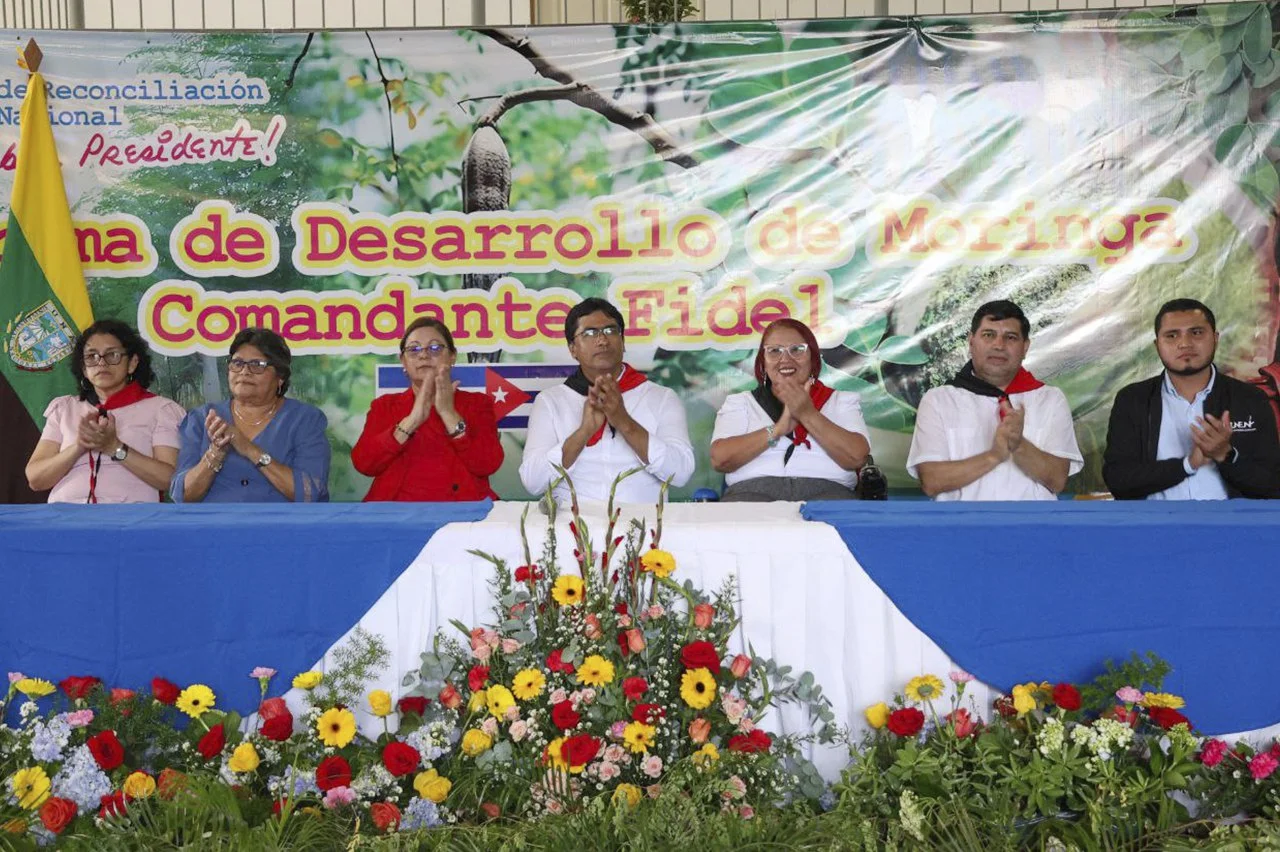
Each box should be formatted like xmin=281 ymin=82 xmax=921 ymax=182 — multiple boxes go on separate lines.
xmin=2 ymin=9 xmax=1278 ymax=500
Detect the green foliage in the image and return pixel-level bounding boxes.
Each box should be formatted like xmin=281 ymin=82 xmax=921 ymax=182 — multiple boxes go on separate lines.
xmin=308 ymin=627 xmax=389 ymax=712
xmin=1078 ymin=652 xmax=1172 ymax=714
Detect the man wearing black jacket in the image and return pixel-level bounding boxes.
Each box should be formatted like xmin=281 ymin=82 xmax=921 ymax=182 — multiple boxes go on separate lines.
xmin=1103 ymin=299 xmax=1280 ymax=500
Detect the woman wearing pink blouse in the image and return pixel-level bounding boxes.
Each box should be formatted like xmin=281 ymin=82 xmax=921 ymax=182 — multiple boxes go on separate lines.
xmin=25 ymin=319 xmax=185 ymax=503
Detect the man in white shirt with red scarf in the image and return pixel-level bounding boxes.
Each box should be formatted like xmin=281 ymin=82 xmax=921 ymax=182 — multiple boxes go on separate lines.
xmin=520 ymin=297 xmax=694 ymax=505
xmin=907 ymin=300 xmax=1082 ymax=500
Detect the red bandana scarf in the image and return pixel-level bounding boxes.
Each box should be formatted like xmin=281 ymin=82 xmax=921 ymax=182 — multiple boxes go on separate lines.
xmin=947 ymin=360 xmax=1043 ymax=419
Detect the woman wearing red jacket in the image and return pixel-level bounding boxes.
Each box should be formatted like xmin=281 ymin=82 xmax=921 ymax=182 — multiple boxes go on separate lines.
xmin=352 ymin=318 xmax=503 ymax=501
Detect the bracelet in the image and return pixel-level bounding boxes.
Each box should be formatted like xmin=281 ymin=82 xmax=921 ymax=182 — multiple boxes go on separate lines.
xmin=204 ymin=453 xmax=225 ymax=473
xmin=395 ymin=424 xmax=415 ymax=439
xmin=764 ymin=424 xmax=779 ymax=448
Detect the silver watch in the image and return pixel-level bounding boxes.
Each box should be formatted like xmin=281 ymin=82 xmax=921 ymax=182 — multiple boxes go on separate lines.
xmin=112 ymin=443 xmax=129 ymax=462
xmin=255 ymin=452 xmax=273 ymax=468
xmin=447 ymin=418 xmax=467 ymax=438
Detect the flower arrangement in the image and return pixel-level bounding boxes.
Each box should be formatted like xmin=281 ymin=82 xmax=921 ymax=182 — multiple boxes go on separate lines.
xmin=838 ymin=662 xmax=1208 ymax=847
xmin=0 ymin=476 xmax=837 ymax=844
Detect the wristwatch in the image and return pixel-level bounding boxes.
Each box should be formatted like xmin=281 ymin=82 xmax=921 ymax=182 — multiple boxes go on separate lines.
xmin=255 ymin=452 xmax=273 ymax=468
xmin=447 ymin=419 xmax=468 ymax=438
xmin=112 ymin=443 xmax=129 ymax=462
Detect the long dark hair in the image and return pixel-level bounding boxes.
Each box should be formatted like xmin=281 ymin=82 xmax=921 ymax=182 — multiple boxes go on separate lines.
xmin=70 ymin=319 xmax=156 ymax=403
xmin=753 ymin=318 xmax=822 ymax=386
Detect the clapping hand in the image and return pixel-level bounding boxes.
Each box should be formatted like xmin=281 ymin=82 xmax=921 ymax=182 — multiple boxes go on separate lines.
xmin=998 ymin=399 xmax=1025 ymax=453
xmin=205 ymin=408 xmax=237 ymax=457
xmin=432 ymin=365 xmax=460 ymax=418
xmin=76 ymin=410 xmax=110 ymax=452
xmin=579 ymin=388 xmax=606 ymax=437
xmin=771 ymin=374 xmax=815 ymax=421
xmin=593 ymin=374 xmax=633 ymax=428
xmin=1191 ymin=410 xmax=1233 ymax=463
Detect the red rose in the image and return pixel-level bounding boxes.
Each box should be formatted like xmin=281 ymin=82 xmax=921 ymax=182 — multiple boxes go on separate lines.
xmin=151 ymin=677 xmax=180 ymax=705
xmin=622 ymin=677 xmax=648 ymax=700
xmin=947 ymin=708 xmax=978 ymax=739
xmin=397 ymin=696 xmax=429 ymax=717
xmin=98 ymin=791 xmax=128 ymax=819
xmin=887 ymin=707 xmax=925 ymax=737
xmin=551 ymin=700 xmax=581 ymax=730
xmin=616 ymin=631 xmax=631 ymax=658
xmin=547 ymin=649 xmax=576 ymax=674
xmin=467 ymin=665 xmax=490 ymax=692
xmin=315 ymin=756 xmax=352 ymax=791
xmin=561 ymin=733 xmax=601 ymax=768
xmin=1102 ymin=704 xmax=1140 ymax=728
xmin=370 ymin=801 xmax=401 ymax=833
xmin=381 ymin=742 xmax=421 ymax=777
xmin=727 ymin=729 xmax=772 ymax=754
xmin=679 ymin=641 xmax=721 ymax=674
xmin=197 ymin=724 xmax=226 ymax=760
xmin=632 ymin=703 xmax=665 ymax=724
xmin=59 ymin=676 xmax=101 ymax=701
xmin=38 ymin=797 xmax=77 ymax=835
xmin=258 ymin=698 xmax=293 ymax=742
xmin=993 ymin=695 xmax=1017 ymax=718
xmin=109 ymin=688 xmax=137 ymax=706
xmin=1051 ymin=683 xmax=1082 ymax=712
xmin=87 ymin=730 xmax=125 ymax=771
xmin=480 ymin=802 xmax=501 ymax=820
xmin=1149 ymin=707 xmax=1191 ymax=730
xmin=614 ymin=602 xmax=629 ymax=615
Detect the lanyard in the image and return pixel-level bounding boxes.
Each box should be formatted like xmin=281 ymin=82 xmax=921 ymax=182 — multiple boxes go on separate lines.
xmin=86 ymin=451 xmax=102 ymax=504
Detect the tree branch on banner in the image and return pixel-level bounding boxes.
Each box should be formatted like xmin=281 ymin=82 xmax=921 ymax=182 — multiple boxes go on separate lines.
xmin=473 ymin=28 xmax=699 ymax=169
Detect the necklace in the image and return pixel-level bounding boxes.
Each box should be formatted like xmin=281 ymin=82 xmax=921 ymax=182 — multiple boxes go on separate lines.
xmin=233 ymin=399 xmax=280 ymax=427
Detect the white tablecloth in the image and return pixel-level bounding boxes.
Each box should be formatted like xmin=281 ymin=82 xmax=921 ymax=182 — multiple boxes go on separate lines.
xmin=309 ymin=501 xmax=998 ymax=780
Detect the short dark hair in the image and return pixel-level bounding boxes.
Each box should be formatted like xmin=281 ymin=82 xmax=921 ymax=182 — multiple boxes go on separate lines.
xmin=1154 ymin=299 xmax=1216 ymax=336
xmin=400 ymin=317 xmax=456 ymax=354
xmin=230 ymin=327 xmax=292 ymax=396
xmin=969 ymin=300 xmax=1030 ymax=339
xmin=70 ymin=319 xmax=157 ymax=403
xmin=565 ymin=297 xmax=625 ymax=344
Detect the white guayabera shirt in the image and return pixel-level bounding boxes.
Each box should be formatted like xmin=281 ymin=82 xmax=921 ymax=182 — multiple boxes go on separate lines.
xmin=906 ymin=384 xmax=1083 ymax=501
xmin=519 ymin=378 xmax=695 ymax=505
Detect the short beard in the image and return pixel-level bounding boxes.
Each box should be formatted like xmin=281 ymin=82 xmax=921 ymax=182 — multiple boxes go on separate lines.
xmin=1164 ymin=359 xmax=1212 ymax=378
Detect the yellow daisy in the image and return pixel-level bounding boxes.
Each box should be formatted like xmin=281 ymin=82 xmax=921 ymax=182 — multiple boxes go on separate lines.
xmin=14 ymin=678 xmax=54 ymax=699
xmin=639 ymin=549 xmax=676 ymax=578
xmin=486 ymin=685 xmax=517 ymax=719
xmin=9 ymin=767 xmax=50 ymax=810
xmin=468 ymin=689 xmax=488 ymax=713
xmin=904 ymin=674 xmax=945 ymax=703
xmin=623 ymin=721 xmax=656 ymax=754
xmin=545 ymin=736 xmax=568 ymax=771
xmin=175 ymin=684 xmax=216 ymax=719
xmin=512 ymin=669 xmax=546 ymax=701
xmin=461 ymin=728 xmax=492 ymax=757
xmin=680 ymin=668 xmax=717 ymax=709
xmin=316 ymin=707 xmax=357 ymax=748
xmin=1141 ymin=692 xmax=1185 ymax=710
xmin=551 ymin=574 xmax=585 ymax=606
xmin=576 ymin=655 xmax=615 ymax=687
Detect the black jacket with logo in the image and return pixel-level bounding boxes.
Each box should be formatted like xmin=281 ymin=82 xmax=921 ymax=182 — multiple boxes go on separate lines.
xmin=1102 ymin=370 xmax=1280 ymax=500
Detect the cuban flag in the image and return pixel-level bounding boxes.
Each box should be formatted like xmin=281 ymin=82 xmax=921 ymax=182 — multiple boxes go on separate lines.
xmin=375 ymin=363 xmax=578 ymax=430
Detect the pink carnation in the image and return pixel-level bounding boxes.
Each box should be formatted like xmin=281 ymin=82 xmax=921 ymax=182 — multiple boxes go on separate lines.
xmin=948 ymin=670 xmax=975 ymax=684
xmin=249 ymin=667 xmax=277 ymax=679
xmin=1199 ymin=739 xmax=1229 ymax=767
xmin=480 ymin=717 xmax=499 ymax=737
xmin=322 ymin=786 xmax=357 ymax=809
xmin=603 ymin=744 xmax=626 ymax=764
xmin=7 ymin=672 xmax=25 ymax=684
xmin=1250 ymin=752 xmax=1279 ymax=781
xmin=509 ymin=720 xmax=528 ymax=741
xmin=549 ymin=688 xmax=568 ymax=705
xmin=609 ymin=720 xmax=628 ymax=739
xmin=501 ymin=638 xmax=521 ymax=655
xmin=63 ymin=709 xmax=94 ymax=728
xmin=642 ymin=755 xmax=663 ymax=778
xmin=596 ymin=761 xmax=620 ymax=781
xmin=1115 ymin=686 xmax=1144 ymax=704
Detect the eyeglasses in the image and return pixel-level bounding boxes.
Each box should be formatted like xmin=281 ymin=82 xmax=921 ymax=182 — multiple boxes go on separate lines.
xmin=83 ymin=351 xmax=126 ymax=366
xmin=763 ymin=344 xmax=809 ymax=360
xmin=403 ymin=342 xmax=449 ymax=360
xmin=576 ymin=326 xmax=622 ymax=341
xmin=228 ymin=358 xmax=272 ymax=374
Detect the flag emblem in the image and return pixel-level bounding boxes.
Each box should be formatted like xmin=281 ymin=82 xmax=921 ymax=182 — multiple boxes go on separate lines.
xmin=7 ymin=300 xmax=74 ymax=371
xmin=375 ymin=363 xmax=578 ymax=430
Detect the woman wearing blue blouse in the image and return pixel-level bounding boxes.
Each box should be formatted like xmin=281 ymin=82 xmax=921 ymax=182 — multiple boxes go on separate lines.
xmin=171 ymin=327 xmax=330 ymax=502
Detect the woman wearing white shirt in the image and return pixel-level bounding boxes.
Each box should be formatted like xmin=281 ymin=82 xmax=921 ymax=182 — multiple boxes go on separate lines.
xmin=711 ymin=319 xmax=871 ymax=501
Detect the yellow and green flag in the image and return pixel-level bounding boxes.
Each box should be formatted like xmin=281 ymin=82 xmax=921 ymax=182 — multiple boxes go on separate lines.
xmin=0 ymin=70 xmax=93 ymax=503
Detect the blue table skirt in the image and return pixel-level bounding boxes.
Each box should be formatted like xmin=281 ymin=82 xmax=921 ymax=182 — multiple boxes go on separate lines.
xmin=0 ymin=502 xmax=490 ymax=714
xmin=801 ymin=501 xmax=1280 ymax=734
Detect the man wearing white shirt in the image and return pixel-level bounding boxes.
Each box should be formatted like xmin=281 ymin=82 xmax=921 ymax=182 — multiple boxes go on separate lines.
xmin=519 ymin=298 xmax=694 ymax=505
xmin=907 ymin=300 xmax=1082 ymax=500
